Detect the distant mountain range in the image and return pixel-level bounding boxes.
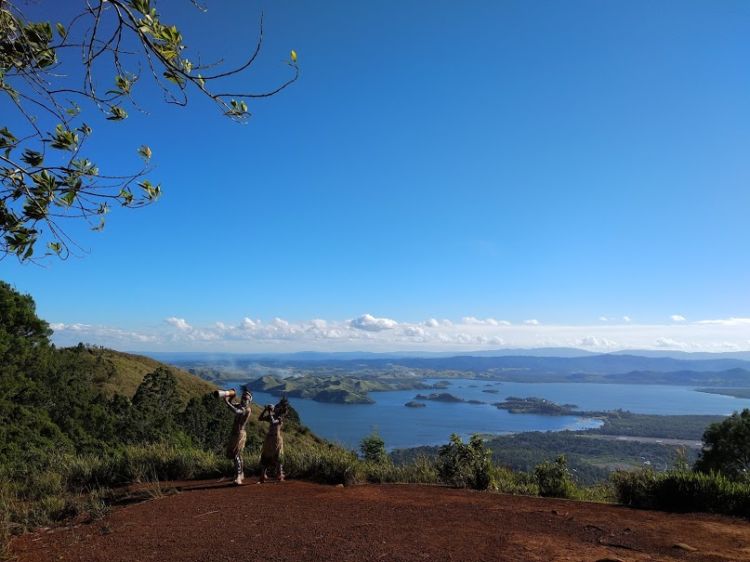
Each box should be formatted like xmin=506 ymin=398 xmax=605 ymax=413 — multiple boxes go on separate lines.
xmin=142 ymin=348 xmax=750 ymax=380
xmin=142 ymin=347 xmax=750 ymax=363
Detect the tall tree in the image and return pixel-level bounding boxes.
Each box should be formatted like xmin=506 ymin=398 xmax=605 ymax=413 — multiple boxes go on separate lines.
xmin=0 ymin=0 xmax=298 ymax=260
xmin=695 ymin=409 xmax=750 ymax=480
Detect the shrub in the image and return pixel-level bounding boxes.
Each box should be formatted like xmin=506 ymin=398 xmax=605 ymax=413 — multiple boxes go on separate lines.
xmin=360 ymin=431 xmax=388 ymax=464
xmin=437 ymin=434 xmax=494 ymax=490
xmin=534 ymin=455 xmax=576 ymax=499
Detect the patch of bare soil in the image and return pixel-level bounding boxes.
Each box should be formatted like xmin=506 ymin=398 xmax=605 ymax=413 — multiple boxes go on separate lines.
xmin=11 ymin=480 xmax=750 ymax=561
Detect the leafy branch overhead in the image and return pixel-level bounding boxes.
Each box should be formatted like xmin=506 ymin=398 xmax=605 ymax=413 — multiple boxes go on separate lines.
xmin=0 ymin=0 xmax=299 ymax=261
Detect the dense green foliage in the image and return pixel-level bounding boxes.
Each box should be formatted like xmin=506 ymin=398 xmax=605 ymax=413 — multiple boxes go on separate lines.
xmin=436 ymin=434 xmax=494 ymax=490
xmin=695 ymin=409 xmax=750 ymax=479
xmin=534 ymin=456 xmax=576 ymax=498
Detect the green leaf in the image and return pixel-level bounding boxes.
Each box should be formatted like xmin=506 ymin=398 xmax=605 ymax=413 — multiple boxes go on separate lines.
xmin=60 ymin=190 xmax=77 ymax=207
xmin=118 ymin=188 xmax=134 ymax=206
xmin=107 ymin=106 xmax=128 ymax=120
xmin=55 ymin=23 xmax=67 ymax=39
xmin=0 ymin=127 xmax=17 ymax=148
xmin=65 ymin=102 xmax=81 ymax=116
xmin=130 ymin=0 xmax=151 ymax=15
xmin=47 ymin=242 xmax=62 ymax=254
xmin=20 ymin=149 xmax=43 ymax=167
xmin=138 ymin=145 xmax=152 ymax=161
xmin=50 ymin=124 xmax=79 ymax=151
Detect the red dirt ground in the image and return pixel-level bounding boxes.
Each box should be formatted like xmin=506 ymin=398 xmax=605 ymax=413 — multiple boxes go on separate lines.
xmin=11 ymin=479 xmax=750 ymax=561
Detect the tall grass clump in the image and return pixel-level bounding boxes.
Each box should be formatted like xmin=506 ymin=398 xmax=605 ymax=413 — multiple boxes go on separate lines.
xmin=613 ymin=468 xmax=750 ymax=517
xmin=363 ymin=455 xmax=439 ymax=484
xmin=492 ymin=466 xmax=540 ymax=496
xmin=0 ymin=481 xmax=12 ymax=561
xmin=283 ymin=444 xmax=362 ymax=485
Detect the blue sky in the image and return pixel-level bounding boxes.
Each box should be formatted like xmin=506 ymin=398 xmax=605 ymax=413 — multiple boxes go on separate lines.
xmin=5 ymin=0 xmax=750 ymax=352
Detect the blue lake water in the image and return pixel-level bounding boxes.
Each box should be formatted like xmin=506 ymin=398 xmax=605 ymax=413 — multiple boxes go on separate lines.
xmin=223 ymin=379 xmax=750 ymax=451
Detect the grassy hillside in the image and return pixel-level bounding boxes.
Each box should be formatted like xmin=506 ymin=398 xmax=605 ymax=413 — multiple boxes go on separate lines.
xmin=56 ymin=346 xmax=327 ymax=452
xmin=60 ymin=345 xmax=216 ymax=405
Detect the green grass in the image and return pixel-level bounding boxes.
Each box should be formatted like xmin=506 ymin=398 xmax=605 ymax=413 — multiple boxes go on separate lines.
xmin=613 ymin=469 xmax=750 ymax=517
xmin=63 ymin=346 xmax=216 ymax=405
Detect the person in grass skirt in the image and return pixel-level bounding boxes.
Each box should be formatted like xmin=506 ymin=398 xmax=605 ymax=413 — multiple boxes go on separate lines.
xmin=258 ymin=397 xmax=289 ymax=482
xmin=224 ymin=387 xmax=253 ymax=485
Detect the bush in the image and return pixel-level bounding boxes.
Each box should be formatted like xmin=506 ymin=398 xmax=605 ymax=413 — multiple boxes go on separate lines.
xmin=360 ymin=431 xmax=388 ymax=464
xmin=437 ymin=434 xmax=494 ymax=490
xmin=534 ymin=455 xmax=576 ymax=499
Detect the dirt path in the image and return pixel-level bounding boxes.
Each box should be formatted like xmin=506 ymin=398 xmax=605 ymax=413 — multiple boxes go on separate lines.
xmin=11 ymin=480 xmax=750 ymax=562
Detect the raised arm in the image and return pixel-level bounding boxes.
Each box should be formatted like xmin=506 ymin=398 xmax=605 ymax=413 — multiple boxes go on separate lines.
xmin=259 ymin=406 xmax=272 ymax=422
xmin=224 ymin=396 xmax=244 ymax=415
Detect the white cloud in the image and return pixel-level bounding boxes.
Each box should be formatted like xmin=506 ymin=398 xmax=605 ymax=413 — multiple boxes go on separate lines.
xmin=599 ymin=316 xmax=608 ymax=322
xmin=697 ymin=317 xmax=750 ymax=326
xmin=622 ymin=316 xmax=632 ymax=323
xmin=165 ymin=317 xmax=192 ymax=331
xmin=524 ymin=319 xmax=539 ymax=325
xmin=240 ymin=317 xmax=257 ymax=330
xmin=461 ymin=317 xmax=510 ymax=326
xmin=50 ymin=323 xmax=157 ymax=345
xmin=655 ymin=337 xmax=688 ymax=349
xmin=578 ymin=336 xmax=617 ymax=349
xmin=350 ymin=314 xmax=398 ymax=332
xmin=402 ymin=326 xmax=426 ymax=337
xmin=670 ymin=315 xmax=686 ymax=322
xmin=424 ymin=318 xmax=440 ymax=328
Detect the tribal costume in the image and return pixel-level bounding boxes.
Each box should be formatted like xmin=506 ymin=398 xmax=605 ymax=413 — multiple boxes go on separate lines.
xmin=259 ymin=405 xmax=285 ymax=482
xmin=224 ymin=390 xmax=253 ymax=485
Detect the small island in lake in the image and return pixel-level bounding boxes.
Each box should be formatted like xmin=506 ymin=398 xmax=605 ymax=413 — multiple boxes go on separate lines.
xmin=467 ymin=399 xmax=486 ymax=405
xmin=494 ymin=396 xmax=579 ymax=415
xmin=482 ymin=389 xmax=500 ymax=394
xmin=414 ymin=392 xmax=465 ymax=403
xmin=248 ymin=374 xmax=431 ymax=404
xmin=405 ymin=400 xmax=427 ymax=408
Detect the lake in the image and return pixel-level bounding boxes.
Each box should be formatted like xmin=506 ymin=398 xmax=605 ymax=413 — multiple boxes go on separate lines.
xmin=221 ymin=378 xmax=750 ymax=451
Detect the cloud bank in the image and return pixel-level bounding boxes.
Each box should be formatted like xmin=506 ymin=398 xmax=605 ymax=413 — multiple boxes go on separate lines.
xmin=47 ymin=314 xmax=750 ymax=353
